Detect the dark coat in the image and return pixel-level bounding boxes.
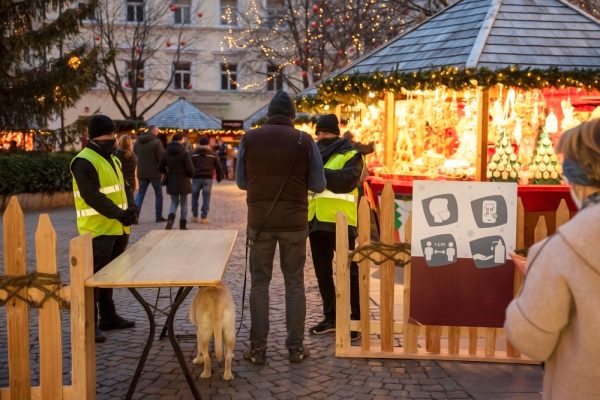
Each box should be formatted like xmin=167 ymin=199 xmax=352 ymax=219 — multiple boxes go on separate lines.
xmin=134 ymin=132 xmax=163 ymax=180
xmin=115 ymin=149 xmax=137 ymax=193
xmin=158 ymin=141 xmax=194 ymax=195
xmin=191 ymin=146 xmax=224 ymax=181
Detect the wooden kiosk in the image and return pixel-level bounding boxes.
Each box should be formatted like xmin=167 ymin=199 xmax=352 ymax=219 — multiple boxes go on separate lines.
xmin=315 ymin=0 xmax=600 ymax=362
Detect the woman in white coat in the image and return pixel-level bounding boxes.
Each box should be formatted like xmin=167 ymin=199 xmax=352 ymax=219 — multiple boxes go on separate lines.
xmin=504 ymin=118 xmax=600 ymax=399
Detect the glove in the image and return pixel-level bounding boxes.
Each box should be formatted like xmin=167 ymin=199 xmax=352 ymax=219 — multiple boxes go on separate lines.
xmin=118 ymin=208 xmax=137 ymax=227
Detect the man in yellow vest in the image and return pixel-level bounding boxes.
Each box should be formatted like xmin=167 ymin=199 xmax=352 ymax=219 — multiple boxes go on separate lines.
xmin=71 ymin=114 xmax=138 ymax=343
xmin=308 ymin=114 xmax=363 ymax=341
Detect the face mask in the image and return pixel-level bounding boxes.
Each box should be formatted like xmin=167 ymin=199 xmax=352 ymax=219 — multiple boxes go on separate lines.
xmin=569 ymin=187 xmax=583 ymax=209
xmin=91 ymin=139 xmax=116 ymax=154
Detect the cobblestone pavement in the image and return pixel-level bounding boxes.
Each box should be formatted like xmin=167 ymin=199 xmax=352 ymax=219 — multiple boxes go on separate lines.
xmin=1 ymin=180 xmax=543 ymax=399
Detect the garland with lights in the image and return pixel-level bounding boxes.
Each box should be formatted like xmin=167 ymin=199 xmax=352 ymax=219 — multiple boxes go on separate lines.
xmin=317 ymin=66 xmax=600 ymax=105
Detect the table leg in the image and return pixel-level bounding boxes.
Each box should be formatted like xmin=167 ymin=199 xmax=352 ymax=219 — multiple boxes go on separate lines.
xmin=126 ymin=288 xmax=156 ymax=400
xmin=159 ymin=287 xmax=184 ymax=339
xmin=167 ymin=286 xmax=203 ymax=400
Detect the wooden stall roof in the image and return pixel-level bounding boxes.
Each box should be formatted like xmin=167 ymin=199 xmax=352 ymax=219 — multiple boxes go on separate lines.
xmin=147 ymin=97 xmax=221 ymax=130
xmin=337 ymin=0 xmax=600 ymax=75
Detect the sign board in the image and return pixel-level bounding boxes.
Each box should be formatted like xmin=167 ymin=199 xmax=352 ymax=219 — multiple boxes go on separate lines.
xmin=410 ymin=180 xmax=517 ymax=327
xmin=221 ymin=120 xmax=244 ymax=130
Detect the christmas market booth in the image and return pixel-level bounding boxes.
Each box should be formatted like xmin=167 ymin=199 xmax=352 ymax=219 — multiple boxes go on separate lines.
xmin=316 ymin=0 xmax=600 ymax=245
xmin=146 ymin=97 xmax=244 ymax=146
xmin=310 ymin=0 xmax=600 ymax=363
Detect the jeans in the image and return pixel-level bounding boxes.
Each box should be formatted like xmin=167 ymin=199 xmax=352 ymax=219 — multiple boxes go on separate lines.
xmin=309 ymin=230 xmax=360 ymax=321
xmin=248 ymin=228 xmax=308 ymax=349
xmin=191 ymin=178 xmax=213 ymax=218
xmin=135 ymin=178 xmax=164 ymax=219
xmin=169 ymin=193 xmax=188 ymax=220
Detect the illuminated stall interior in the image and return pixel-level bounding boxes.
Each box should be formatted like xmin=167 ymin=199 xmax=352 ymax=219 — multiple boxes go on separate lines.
xmin=314 ymin=0 xmax=600 ymax=184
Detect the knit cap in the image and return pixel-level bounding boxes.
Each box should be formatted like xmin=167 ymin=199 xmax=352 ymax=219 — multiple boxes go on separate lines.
xmin=267 ymin=90 xmax=296 ymax=119
xmin=88 ymin=114 xmax=116 ymax=138
xmin=316 ymin=114 xmax=340 ymax=135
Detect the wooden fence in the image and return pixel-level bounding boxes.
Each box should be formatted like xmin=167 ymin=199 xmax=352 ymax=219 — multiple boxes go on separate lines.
xmin=0 ymin=197 xmax=95 ymax=400
xmin=335 ymin=181 xmax=571 ymax=362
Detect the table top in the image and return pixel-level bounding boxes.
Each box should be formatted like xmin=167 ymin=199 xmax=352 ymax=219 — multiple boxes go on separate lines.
xmin=85 ymin=229 xmax=238 ymax=288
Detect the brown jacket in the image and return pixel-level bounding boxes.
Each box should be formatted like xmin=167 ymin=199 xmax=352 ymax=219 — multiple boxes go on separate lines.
xmin=505 ymin=203 xmax=600 ymax=399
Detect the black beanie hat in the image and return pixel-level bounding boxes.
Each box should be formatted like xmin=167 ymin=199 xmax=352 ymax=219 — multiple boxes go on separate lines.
xmin=88 ymin=114 xmax=116 ymax=138
xmin=316 ymin=114 xmax=340 ymax=135
xmin=199 ymin=137 xmax=209 ymax=145
xmin=267 ymin=90 xmax=296 ymax=119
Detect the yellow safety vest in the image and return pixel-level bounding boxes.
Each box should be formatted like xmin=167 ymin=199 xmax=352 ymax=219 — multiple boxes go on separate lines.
xmin=308 ymin=150 xmax=359 ymax=227
xmin=71 ymin=148 xmax=130 ymax=237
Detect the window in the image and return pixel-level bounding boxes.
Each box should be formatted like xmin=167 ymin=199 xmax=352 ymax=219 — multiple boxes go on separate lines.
xmin=126 ymin=0 xmax=144 ymax=22
xmin=220 ymin=0 xmax=238 ymax=26
xmin=172 ymin=0 xmax=191 ymax=24
xmin=78 ymin=2 xmax=96 ymax=20
xmin=220 ymin=63 xmax=237 ymax=91
xmin=173 ymin=62 xmax=191 ymax=90
xmin=266 ymin=64 xmax=283 ymax=91
xmin=265 ymin=0 xmax=284 ymax=28
xmin=127 ymin=61 xmax=145 ymax=88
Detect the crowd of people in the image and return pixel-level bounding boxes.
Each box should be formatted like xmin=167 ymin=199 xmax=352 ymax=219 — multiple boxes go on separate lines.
xmin=69 ymin=91 xmax=600 ymax=397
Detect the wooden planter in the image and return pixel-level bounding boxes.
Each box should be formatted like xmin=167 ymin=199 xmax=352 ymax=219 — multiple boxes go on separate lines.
xmin=0 ymin=192 xmax=73 ymax=212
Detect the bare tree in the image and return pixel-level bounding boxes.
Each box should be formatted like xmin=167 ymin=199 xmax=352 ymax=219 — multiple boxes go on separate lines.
xmin=80 ymin=0 xmax=204 ymax=121
xmin=225 ymin=0 xmax=450 ymax=92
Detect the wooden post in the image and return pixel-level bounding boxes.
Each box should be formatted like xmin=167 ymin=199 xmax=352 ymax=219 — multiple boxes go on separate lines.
xmin=70 ymin=234 xmax=96 ymax=400
xmin=335 ymin=212 xmax=351 ymax=355
xmin=403 ymin=215 xmax=419 ymax=353
xmin=357 ymin=198 xmax=372 ymax=351
xmin=380 ymin=183 xmax=395 ymax=351
xmin=3 ymin=197 xmax=31 ymax=400
xmin=475 ymin=87 xmax=489 ymax=181
xmin=35 ymin=215 xmax=63 ymax=400
xmin=507 ymin=197 xmax=525 ymax=358
xmin=384 ymin=92 xmax=396 ymax=171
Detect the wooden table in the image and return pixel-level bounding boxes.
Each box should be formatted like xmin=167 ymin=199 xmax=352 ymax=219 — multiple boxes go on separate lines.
xmin=86 ymin=229 xmax=237 ymax=400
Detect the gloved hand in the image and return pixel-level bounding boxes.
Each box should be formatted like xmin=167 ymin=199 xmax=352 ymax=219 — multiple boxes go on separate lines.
xmin=118 ymin=208 xmax=137 ymax=227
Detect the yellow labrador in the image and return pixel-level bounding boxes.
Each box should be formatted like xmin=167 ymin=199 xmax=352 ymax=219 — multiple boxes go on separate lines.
xmin=189 ymin=284 xmax=236 ymax=380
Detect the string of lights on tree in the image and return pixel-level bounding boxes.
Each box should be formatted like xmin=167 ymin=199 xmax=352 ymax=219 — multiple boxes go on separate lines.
xmin=299 ymin=66 xmax=600 ymax=108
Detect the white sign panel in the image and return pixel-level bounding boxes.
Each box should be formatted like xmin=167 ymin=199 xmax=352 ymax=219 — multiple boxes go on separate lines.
xmin=411 ymin=180 xmax=517 ymax=268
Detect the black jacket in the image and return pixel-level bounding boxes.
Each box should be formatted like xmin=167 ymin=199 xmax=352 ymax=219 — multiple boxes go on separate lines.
xmin=134 ymin=132 xmax=164 ymax=180
xmin=310 ymin=137 xmax=363 ymax=235
xmin=158 ymin=141 xmax=194 ymax=195
xmin=191 ymin=146 xmax=224 ymax=181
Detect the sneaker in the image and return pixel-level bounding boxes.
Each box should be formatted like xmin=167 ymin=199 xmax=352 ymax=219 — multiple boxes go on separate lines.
xmin=95 ymin=327 xmax=106 ymax=343
xmin=288 ymin=344 xmax=309 ymax=363
xmin=309 ymin=319 xmax=335 ymax=335
xmin=243 ymin=347 xmax=266 ymax=365
xmin=99 ymin=315 xmax=136 ymax=331
xmin=156 ymin=216 xmax=167 ymax=222
xmin=351 ymin=331 xmax=361 ymax=342
xmin=191 ymin=216 xmax=198 ymax=223
xmin=200 ymin=218 xmax=209 ymax=224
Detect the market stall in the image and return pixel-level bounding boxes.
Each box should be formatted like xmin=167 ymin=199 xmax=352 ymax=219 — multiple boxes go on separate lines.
xmin=316 ymin=0 xmax=600 ymax=242
xmin=314 ymin=0 xmax=600 ymax=362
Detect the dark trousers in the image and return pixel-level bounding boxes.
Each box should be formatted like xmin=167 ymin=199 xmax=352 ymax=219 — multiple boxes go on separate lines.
xmin=248 ymin=228 xmax=308 ymax=348
xmin=92 ymin=234 xmax=129 ymax=322
xmin=309 ymin=230 xmax=360 ymax=321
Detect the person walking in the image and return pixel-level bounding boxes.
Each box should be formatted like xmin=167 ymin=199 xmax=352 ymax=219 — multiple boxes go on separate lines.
xmin=115 ymin=134 xmax=137 ymax=199
xmin=308 ymin=114 xmax=363 ymax=341
xmin=70 ymin=114 xmax=137 ymax=343
xmin=504 ymin=118 xmax=600 ymax=399
xmin=191 ymin=137 xmax=224 ymax=224
xmin=236 ymin=90 xmax=326 ymax=365
xmin=134 ymin=125 xmax=166 ymax=223
xmin=159 ymin=133 xmax=194 ymax=230
xmin=217 ymin=139 xmax=229 ymax=179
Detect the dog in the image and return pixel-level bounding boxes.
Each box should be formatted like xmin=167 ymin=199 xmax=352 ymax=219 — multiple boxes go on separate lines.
xmin=189 ymin=283 xmax=236 ymax=380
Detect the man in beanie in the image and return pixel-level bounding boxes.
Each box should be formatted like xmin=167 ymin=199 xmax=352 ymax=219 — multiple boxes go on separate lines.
xmin=308 ymin=113 xmax=363 ymax=341
xmin=134 ymin=125 xmax=167 ymax=223
xmin=70 ymin=114 xmax=137 ymax=343
xmin=236 ymin=90 xmax=326 ymax=364
xmin=191 ymin=137 xmax=224 ymax=223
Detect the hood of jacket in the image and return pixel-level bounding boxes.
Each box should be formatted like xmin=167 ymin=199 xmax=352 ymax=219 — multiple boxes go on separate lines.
xmin=318 ymin=137 xmax=355 ymax=163
xmin=137 ymin=132 xmax=157 ymax=144
xmin=166 ymin=141 xmax=186 ymax=156
xmin=558 ymin=202 xmax=600 ymax=274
